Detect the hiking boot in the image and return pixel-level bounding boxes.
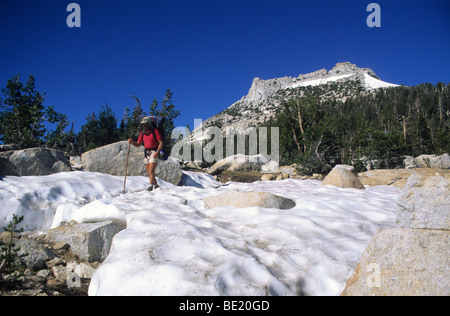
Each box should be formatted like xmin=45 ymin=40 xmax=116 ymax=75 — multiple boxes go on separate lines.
xmin=147 ymin=185 xmax=160 ymax=192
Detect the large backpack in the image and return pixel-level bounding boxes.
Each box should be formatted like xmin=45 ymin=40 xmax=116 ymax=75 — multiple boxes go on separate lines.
xmin=141 ymin=116 xmax=169 ymax=161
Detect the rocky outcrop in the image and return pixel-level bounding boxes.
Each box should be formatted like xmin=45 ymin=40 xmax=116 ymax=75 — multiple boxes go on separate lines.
xmin=80 ymin=141 xmax=183 ymax=185
xmin=204 ymin=190 xmax=296 ymax=210
xmin=0 ymin=148 xmax=71 ymax=176
xmin=341 ymin=174 xmax=450 ymax=296
xmin=322 ymin=165 xmax=365 ymax=189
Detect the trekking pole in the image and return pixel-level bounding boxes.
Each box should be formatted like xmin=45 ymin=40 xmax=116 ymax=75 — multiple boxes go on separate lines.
xmin=124 ymin=95 xmax=143 ymax=194
xmin=123 ymin=139 xmax=131 ymax=194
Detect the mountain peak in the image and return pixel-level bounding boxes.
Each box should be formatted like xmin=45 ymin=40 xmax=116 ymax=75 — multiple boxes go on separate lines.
xmin=328 ymin=62 xmax=379 ymax=79
xmin=198 ymin=62 xmax=399 ymax=131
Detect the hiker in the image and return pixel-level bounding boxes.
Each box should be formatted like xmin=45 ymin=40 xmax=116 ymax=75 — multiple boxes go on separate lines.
xmin=128 ymin=117 xmax=164 ymax=191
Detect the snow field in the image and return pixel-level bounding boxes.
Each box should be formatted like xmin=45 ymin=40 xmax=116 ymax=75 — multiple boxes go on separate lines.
xmin=0 ymin=171 xmax=401 ymax=296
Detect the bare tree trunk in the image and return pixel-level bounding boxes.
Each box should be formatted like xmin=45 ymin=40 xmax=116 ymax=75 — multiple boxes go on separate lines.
xmin=296 ymin=99 xmax=307 ymax=153
xmin=403 ymin=116 xmax=407 ymax=140
xmin=282 ymin=102 xmax=303 ymax=155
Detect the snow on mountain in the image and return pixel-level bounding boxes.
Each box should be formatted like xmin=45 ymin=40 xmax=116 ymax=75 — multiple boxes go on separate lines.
xmin=196 ymin=62 xmax=400 ymax=131
xmin=0 ymin=171 xmax=400 ymax=296
xmin=362 ymin=73 xmax=400 ymax=90
xmin=287 ymin=73 xmax=354 ymax=89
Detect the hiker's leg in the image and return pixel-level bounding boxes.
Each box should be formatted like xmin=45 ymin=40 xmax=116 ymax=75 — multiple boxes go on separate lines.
xmin=145 ymin=163 xmax=152 ymax=184
xmin=148 ymin=162 xmax=158 ymax=186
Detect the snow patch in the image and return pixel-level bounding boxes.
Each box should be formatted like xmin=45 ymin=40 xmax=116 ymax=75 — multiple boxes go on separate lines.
xmin=363 ymin=73 xmax=400 ymax=90
xmin=0 ymin=171 xmax=400 ymax=296
xmin=287 ymin=74 xmax=354 ymax=89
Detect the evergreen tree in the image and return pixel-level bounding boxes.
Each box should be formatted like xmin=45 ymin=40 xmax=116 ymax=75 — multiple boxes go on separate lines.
xmin=0 ymin=75 xmax=46 ymax=148
xmin=273 ymin=82 xmax=449 ymax=173
xmin=77 ymin=105 xmax=119 ymax=152
xmin=159 ymin=89 xmax=181 ymax=153
xmin=45 ymin=106 xmax=77 ymax=154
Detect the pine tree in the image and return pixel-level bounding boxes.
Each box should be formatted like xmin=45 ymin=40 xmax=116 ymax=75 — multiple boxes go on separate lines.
xmin=0 ymin=75 xmax=46 ymax=148
xmin=77 ymin=105 xmax=119 ymax=152
xmin=45 ymin=106 xmax=76 ymax=153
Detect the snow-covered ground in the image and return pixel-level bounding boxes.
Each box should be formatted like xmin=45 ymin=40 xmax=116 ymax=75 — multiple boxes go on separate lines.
xmin=0 ymin=171 xmax=401 ymax=296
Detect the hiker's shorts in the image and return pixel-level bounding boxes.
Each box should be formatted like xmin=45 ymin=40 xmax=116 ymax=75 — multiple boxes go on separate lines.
xmin=144 ymin=150 xmax=158 ymax=165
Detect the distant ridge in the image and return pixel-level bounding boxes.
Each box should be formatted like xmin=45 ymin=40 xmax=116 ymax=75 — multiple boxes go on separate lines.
xmin=195 ymin=62 xmax=400 ymax=132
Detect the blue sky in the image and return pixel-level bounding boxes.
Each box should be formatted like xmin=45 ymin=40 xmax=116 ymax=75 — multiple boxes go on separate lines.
xmin=0 ymin=0 xmax=449 ymax=133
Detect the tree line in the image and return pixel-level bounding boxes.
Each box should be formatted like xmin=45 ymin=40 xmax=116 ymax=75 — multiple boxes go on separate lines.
xmin=270 ymin=82 xmax=450 ymax=173
xmin=0 ymin=75 xmax=180 ymax=155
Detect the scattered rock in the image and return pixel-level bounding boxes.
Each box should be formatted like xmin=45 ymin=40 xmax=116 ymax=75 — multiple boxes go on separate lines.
xmin=44 ymin=221 xmax=125 ymax=263
xmin=45 ymin=258 xmax=62 ymax=269
xmin=204 ymin=190 xmax=296 ymax=210
xmin=274 ymin=165 xmax=297 ymax=175
xmin=322 ymin=165 xmax=365 ymax=189
xmin=0 ymin=231 xmax=97 ymax=296
xmin=16 ymin=237 xmax=56 ymax=271
xmin=261 ymin=173 xmax=277 ymax=181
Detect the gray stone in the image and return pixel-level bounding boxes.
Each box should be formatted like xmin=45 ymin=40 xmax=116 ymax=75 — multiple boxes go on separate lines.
xmin=0 ymin=148 xmax=71 ymax=176
xmin=16 ymin=237 xmax=57 ymax=271
xmin=397 ymin=174 xmax=450 ymax=230
xmin=403 ymin=156 xmax=419 ymax=169
xmin=52 ymin=261 xmax=96 ymax=281
xmin=415 ymin=154 xmax=436 ymax=168
xmin=44 ymin=221 xmax=125 ymax=263
xmin=341 ymin=228 xmax=449 ymax=296
xmin=207 ymin=154 xmax=269 ymax=176
xmin=343 ymin=172 xmax=450 ymax=296
xmin=430 ymin=153 xmax=450 ymax=169
xmin=204 ymin=190 xmax=295 ymax=210
xmin=322 ymin=165 xmax=365 ymax=189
